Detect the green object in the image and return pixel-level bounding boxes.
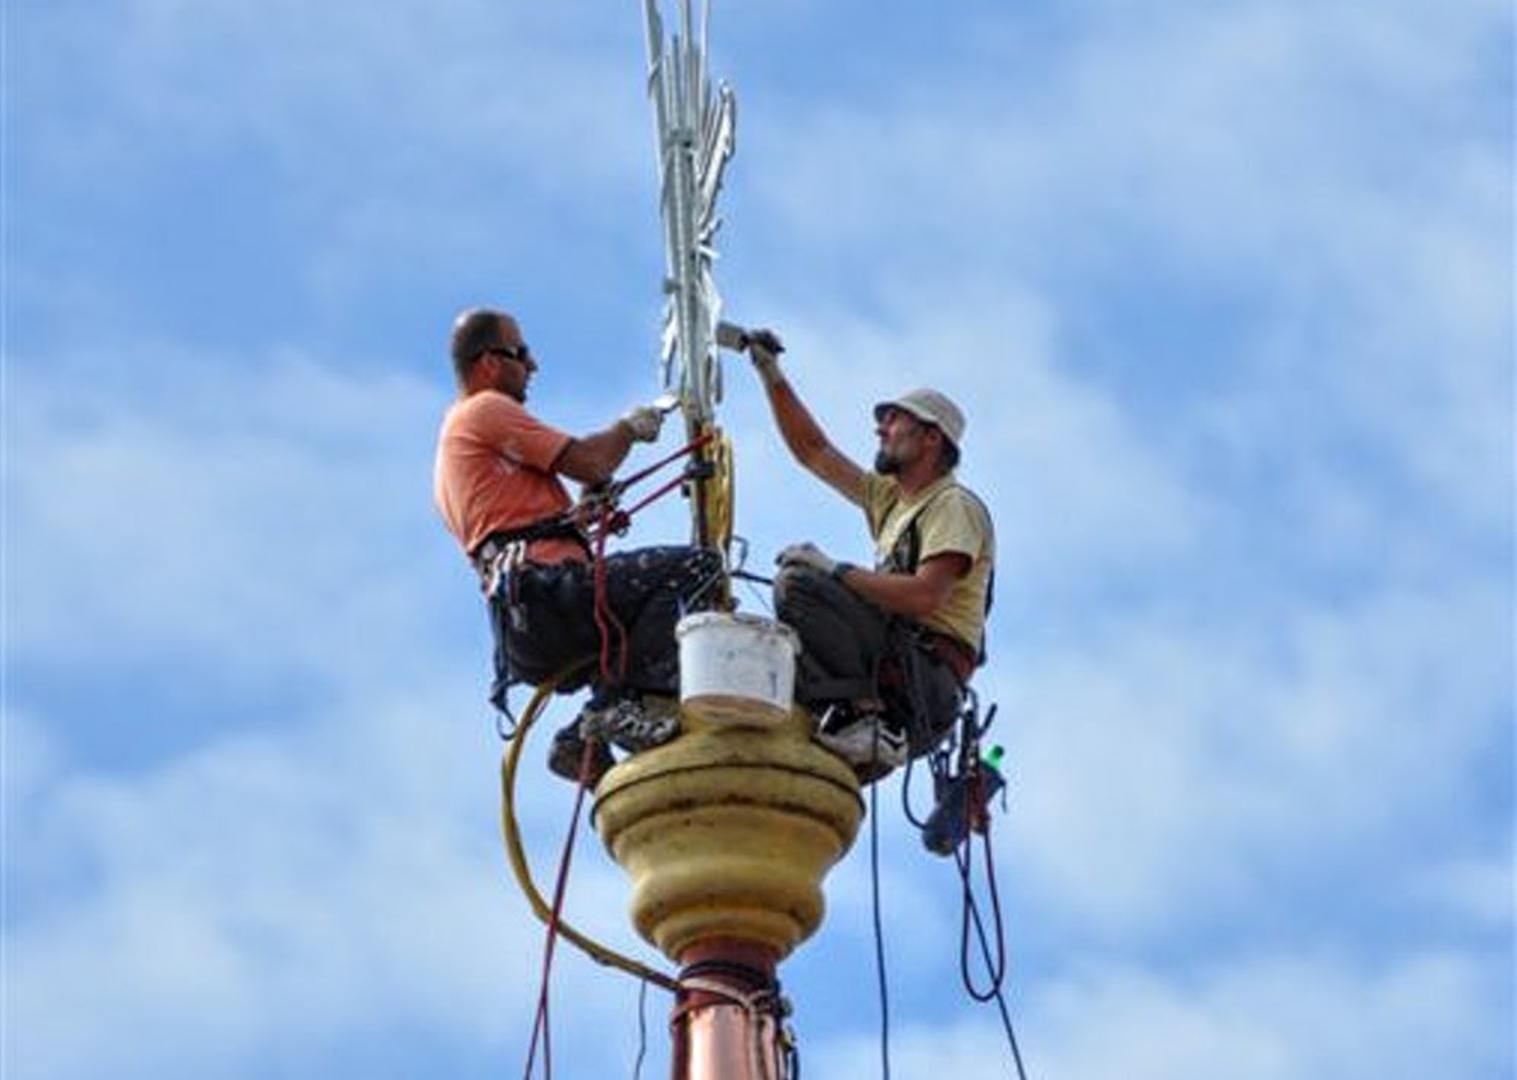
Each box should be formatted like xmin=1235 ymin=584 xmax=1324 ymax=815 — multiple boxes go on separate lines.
xmin=982 ymin=745 xmax=1004 ymax=770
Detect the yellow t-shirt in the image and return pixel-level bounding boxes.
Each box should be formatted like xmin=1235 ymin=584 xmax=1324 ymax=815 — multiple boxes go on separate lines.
xmin=857 ymin=472 xmax=995 ymax=653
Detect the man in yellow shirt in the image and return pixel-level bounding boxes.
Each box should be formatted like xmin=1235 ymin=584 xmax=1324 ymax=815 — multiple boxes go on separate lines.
xmin=743 ymin=332 xmax=994 ymax=777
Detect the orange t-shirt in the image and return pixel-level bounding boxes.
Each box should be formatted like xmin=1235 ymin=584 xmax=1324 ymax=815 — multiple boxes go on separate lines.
xmin=433 ymin=390 xmax=585 ymax=565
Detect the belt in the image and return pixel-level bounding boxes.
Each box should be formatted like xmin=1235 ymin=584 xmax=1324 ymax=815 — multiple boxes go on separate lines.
xmin=920 ymin=629 xmax=977 ymax=685
xmin=471 ymin=519 xmax=591 ymax=584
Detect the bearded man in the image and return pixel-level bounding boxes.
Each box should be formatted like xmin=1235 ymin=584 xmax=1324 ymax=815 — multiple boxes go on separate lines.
xmin=742 ymin=330 xmax=995 ymax=778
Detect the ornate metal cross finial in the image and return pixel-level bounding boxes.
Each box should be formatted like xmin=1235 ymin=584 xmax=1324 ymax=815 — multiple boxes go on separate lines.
xmin=643 ymin=0 xmax=737 ymax=431
xmin=642 ymin=0 xmax=738 ymax=551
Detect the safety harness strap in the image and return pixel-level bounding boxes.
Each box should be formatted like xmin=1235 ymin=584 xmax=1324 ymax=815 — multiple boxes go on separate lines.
xmin=885 ymin=483 xmax=994 ymax=667
xmin=472 ymin=516 xmax=590 ymax=571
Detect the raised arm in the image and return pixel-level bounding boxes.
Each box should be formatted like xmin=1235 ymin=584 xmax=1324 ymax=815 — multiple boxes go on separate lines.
xmin=747 ymin=332 xmax=867 ymax=505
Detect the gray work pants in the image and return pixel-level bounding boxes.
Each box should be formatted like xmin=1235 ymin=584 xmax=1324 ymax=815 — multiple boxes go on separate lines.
xmin=773 ymin=565 xmax=963 ymax=757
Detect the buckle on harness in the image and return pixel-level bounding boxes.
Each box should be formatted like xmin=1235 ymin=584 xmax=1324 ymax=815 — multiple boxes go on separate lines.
xmin=476 ymin=538 xmax=528 ymax=613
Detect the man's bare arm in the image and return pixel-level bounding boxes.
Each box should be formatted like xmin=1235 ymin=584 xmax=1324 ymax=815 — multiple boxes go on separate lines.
xmin=751 ymin=339 xmax=867 ymax=504
xmin=838 ymin=553 xmax=969 ymax=620
xmin=554 ymin=421 xmax=635 ymax=485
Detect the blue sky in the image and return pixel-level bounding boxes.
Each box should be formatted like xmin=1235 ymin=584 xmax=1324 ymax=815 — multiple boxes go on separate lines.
xmin=5 ymin=1 xmax=1512 ymax=1077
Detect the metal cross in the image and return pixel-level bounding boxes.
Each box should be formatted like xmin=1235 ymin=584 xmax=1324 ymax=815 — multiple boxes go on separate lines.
xmin=642 ymin=0 xmax=737 ymax=432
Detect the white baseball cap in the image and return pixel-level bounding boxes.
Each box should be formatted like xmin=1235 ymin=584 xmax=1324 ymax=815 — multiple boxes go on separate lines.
xmin=873 ymin=388 xmax=966 ymax=447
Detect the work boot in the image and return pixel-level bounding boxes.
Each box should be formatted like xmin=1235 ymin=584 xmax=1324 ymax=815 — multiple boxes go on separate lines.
xmin=546 ymin=721 xmax=614 ymax=786
xmin=609 ymin=696 xmax=682 ymax=753
xmin=814 ymin=705 xmax=908 ymax=775
xmin=580 ymin=696 xmax=682 ymax=754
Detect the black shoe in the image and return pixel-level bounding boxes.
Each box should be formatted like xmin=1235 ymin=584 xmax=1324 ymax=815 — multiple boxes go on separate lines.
xmin=547 ymin=722 xmax=614 ymax=786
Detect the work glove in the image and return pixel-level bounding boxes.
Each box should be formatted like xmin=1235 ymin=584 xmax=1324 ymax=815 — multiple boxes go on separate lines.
xmin=744 ymin=327 xmax=785 ymax=387
xmin=621 ymin=403 xmax=664 ymax=443
xmin=775 ymin=541 xmax=837 ymax=577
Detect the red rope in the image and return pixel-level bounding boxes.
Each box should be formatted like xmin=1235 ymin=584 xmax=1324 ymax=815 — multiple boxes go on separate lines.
xmin=613 ymin=430 xmax=715 ymax=491
xmin=522 ymin=737 xmax=599 ymax=1079
xmin=583 ymin=432 xmax=715 ymax=685
xmin=520 ymin=433 xmax=720 ymax=1076
xmin=619 ymin=471 xmax=689 ymax=521
xmin=590 ymin=507 xmax=629 ymax=685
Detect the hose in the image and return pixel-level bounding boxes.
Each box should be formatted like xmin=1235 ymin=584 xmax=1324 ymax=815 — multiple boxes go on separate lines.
xmin=499 ymin=674 xmax=681 ymax=993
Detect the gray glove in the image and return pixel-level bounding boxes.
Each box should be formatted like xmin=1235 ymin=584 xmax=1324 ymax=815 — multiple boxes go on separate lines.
xmin=775 ymin=541 xmax=837 ymax=577
xmin=621 ymin=403 xmax=664 ymax=443
xmin=747 ymin=328 xmax=785 ymax=386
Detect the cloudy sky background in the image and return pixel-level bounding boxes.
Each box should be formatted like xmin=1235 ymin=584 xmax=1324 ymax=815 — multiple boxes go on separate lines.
xmin=5 ymin=1 xmax=1512 ymax=1077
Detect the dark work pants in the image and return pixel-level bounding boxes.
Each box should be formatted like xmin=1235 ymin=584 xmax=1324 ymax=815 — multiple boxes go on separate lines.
xmin=773 ymin=565 xmax=963 ymax=758
xmin=488 ymin=545 xmax=723 ymax=709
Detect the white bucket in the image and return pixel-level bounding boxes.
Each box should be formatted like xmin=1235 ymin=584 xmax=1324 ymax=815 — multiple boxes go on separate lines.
xmin=676 ymin=612 xmax=800 ymax=727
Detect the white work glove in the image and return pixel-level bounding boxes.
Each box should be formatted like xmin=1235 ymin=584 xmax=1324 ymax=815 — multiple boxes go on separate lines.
xmin=775 ymin=541 xmax=838 ymax=577
xmin=621 ymin=403 xmax=664 ymax=443
xmin=746 ymin=328 xmax=785 ymax=387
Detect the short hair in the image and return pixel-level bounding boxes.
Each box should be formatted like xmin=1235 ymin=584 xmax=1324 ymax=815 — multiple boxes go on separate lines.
xmin=909 ymin=416 xmax=960 ymax=474
xmin=450 ymin=308 xmax=508 ymax=386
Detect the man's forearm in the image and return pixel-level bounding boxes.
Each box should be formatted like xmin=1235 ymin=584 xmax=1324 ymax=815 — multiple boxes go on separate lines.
xmin=557 ymin=421 xmax=635 ymax=484
xmin=834 ymin=564 xmax=946 ymax=620
xmin=762 ymin=368 xmax=834 ymax=471
xmin=586 ymin=420 xmax=636 ymax=472
xmin=749 ymin=337 xmax=867 ymax=502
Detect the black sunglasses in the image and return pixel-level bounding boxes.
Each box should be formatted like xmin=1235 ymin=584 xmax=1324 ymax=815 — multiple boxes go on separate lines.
xmin=482 ymin=343 xmax=531 ymax=363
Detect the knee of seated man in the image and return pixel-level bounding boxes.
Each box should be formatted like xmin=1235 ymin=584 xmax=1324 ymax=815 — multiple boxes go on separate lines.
xmin=773 ymin=562 xmax=829 ymax=608
xmin=689 ymin=546 xmax=724 ymax=578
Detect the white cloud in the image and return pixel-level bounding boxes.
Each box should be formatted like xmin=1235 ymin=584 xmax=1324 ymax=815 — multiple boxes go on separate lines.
xmin=1406 ymin=855 xmax=1514 ymax=933
xmin=4 ymin=695 xmax=667 ymax=1079
xmin=6 ymin=0 xmax=1510 ymax=1076
xmin=1006 ymin=575 xmax=1509 ymax=938
xmin=733 ymin=0 xmax=1510 ymax=543
xmin=1024 ymin=949 xmax=1512 ymax=1080
xmin=22 ymin=2 xmax=648 ymax=186
xmin=800 ymin=946 xmax=1512 ymax=1080
xmin=715 ymin=286 xmax=1205 ymax=595
xmin=6 ymin=348 xmax=461 ymax=689
xmin=15 ymin=2 xmax=659 ymax=332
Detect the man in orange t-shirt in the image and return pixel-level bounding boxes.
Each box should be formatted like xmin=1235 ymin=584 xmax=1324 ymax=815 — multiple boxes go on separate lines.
xmin=434 ymin=307 xmax=722 ymax=782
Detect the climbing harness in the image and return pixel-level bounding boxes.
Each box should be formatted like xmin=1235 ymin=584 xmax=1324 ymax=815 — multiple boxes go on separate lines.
xmin=484 ymin=431 xmax=721 ymax=729
xmin=880 ymin=480 xmax=996 ymax=668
